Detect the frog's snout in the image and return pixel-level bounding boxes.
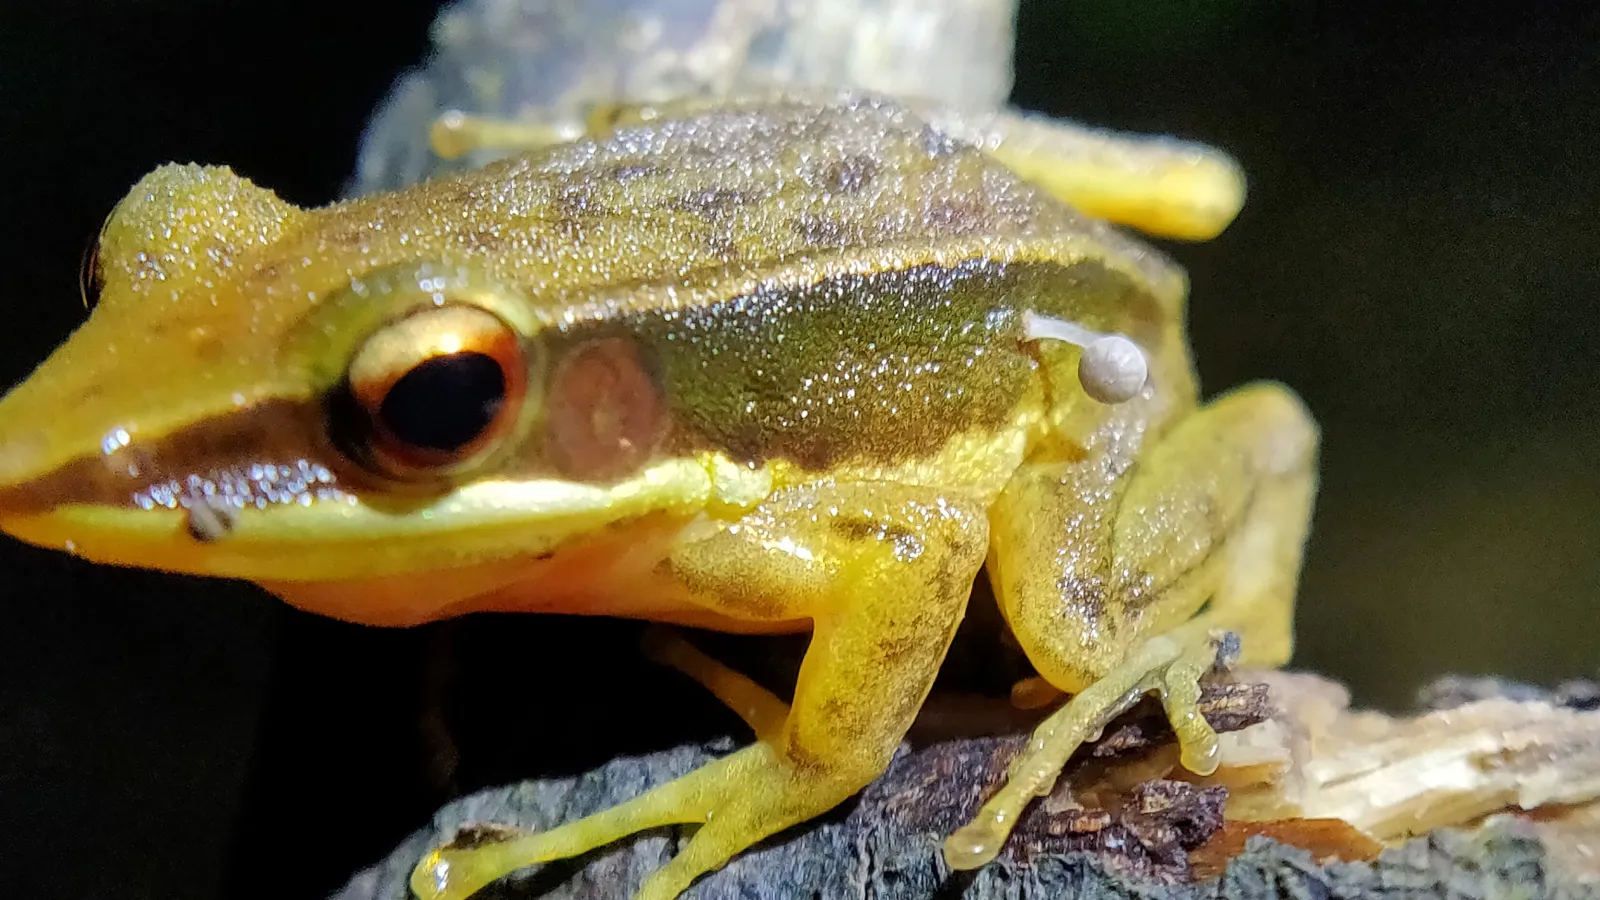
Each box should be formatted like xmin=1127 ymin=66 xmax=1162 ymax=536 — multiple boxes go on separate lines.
xmin=0 ymin=412 xmax=181 ymax=557
xmin=0 ymin=425 xmax=79 ymax=552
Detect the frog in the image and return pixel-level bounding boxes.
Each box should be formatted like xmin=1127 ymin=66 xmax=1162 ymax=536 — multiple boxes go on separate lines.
xmin=0 ymin=93 xmax=1316 ymax=900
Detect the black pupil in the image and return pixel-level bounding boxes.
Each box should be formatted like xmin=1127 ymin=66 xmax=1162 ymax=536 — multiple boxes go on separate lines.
xmin=379 ymin=352 xmax=507 ymax=452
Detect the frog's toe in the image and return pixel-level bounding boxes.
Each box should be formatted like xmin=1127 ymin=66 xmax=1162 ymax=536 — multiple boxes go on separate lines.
xmin=407 ymin=740 xmax=866 ymax=900
xmin=410 ymin=842 xmax=516 ymax=900
xmin=1008 ymin=674 xmax=1064 ymax=710
xmin=407 ymin=795 xmax=690 ymax=900
xmin=406 ymin=767 xmax=704 ymax=900
xmin=1153 ymin=632 xmax=1228 ymax=776
xmin=409 ymin=821 xmax=622 ymax=900
xmin=943 ymin=627 xmax=1233 ymax=870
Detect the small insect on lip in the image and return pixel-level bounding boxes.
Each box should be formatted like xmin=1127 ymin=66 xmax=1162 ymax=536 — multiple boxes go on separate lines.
xmin=184 ymin=495 xmax=239 ymax=543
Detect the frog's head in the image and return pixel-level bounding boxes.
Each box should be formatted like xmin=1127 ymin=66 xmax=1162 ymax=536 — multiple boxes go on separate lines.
xmin=0 ymin=165 xmax=716 ymax=611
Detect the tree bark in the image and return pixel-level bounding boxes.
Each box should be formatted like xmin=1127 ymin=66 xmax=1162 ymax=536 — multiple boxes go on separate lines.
xmin=331 ymin=674 xmax=1600 ymax=900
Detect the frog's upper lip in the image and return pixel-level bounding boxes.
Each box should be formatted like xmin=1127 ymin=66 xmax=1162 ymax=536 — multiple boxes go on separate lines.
xmin=0 ymin=451 xmax=113 ymax=519
xmin=0 ymin=390 xmax=324 ymax=505
xmin=0 ymin=377 xmax=713 ymax=582
xmin=0 ymin=459 xmax=715 ymax=583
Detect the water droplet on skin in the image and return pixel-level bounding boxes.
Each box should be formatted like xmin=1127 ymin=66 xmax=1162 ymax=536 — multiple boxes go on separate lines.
xmin=101 ymin=427 xmax=132 ymax=455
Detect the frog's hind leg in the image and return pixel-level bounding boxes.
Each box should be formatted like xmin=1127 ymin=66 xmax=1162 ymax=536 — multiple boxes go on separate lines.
xmin=411 ymin=484 xmax=989 ymax=900
xmin=946 ymin=384 xmax=1317 ymax=869
xmin=916 ymin=105 xmax=1248 ymax=242
xmin=426 ymin=101 xmax=695 ymax=160
xmin=640 ymin=625 xmax=790 ymax=741
xmin=426 ymin=97 xmax=1244 ymax=242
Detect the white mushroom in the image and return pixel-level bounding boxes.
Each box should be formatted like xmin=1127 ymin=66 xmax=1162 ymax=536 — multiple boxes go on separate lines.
xmin=1022 ymin=311 xmax=1149 ymax=404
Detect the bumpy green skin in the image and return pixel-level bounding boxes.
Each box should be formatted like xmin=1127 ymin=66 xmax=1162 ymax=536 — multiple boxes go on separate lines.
xmin=0 ymin=95 xmax=1182 ymax=508
xmin=558 ymin=259 xmax=1148 ymax=470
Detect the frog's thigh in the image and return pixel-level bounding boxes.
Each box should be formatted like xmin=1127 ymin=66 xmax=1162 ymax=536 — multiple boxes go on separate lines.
xmin=1111 ymin=382 xmax=1318 ymax=664
xmin=994 ymin=382 xmax=1316 ymax=688
xmin=428 ymin=101 xmax=691 ymax=159
xmin=923 ymin=106 xmax=1248 ymax=241
xmin=411 ymin=483 xmax=989 ymax=900
xmin=426 ymin=111 xmax=570 ymax=160
xmin=949 ymin=384 xmax=1316 ymax=869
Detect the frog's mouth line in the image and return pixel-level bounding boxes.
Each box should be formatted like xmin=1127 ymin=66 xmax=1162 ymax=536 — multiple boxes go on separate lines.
xmin=0 ymin=459 xmax=714 ymax=583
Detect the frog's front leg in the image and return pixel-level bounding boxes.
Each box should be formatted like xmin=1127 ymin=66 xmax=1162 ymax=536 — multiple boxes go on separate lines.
xmin=945 ymin=384 xmax=1317 ymax=869
xmin=411 ymin=483 xmax=989 ymax=900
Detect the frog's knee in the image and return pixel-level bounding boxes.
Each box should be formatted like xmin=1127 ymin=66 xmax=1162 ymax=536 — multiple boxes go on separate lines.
xmin=1218 ymin=382 xmax=1320 ymax=475
xmin=1258 ymin=388 xmax=1318 ymax=477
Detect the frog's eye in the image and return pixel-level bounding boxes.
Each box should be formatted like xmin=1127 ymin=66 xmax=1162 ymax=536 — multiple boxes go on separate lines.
xmin=337 ymin=305 xmax=531 ymax=479
xmin=1022 ymin=311 xmax=1149 ymax=405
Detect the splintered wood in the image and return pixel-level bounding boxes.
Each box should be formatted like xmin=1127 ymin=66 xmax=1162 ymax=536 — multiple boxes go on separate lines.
xmin=1194 ymin=671 xmax=1600 ymax=881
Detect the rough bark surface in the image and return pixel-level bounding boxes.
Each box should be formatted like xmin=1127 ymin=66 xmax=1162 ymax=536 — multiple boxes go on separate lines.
xmin=331 ymin=676 xmax=1597 ymax=900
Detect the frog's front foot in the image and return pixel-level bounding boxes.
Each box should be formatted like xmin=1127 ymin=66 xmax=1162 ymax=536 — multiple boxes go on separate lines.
xmin=943 ymin=626 xmax=1233 ymax=870
xmin=412 ymin=839 xmax=520 ymax=900
xmin=410 ymin=741 xmax=856 ymax=900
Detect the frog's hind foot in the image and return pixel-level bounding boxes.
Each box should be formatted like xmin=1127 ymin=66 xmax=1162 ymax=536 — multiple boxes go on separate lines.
xmin=942 ymin=625 xmax=1234 ymax=870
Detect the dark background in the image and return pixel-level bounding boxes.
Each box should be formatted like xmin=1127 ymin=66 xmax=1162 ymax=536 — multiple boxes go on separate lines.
xmin=2 ymin=1 xmax=1596 ymax=899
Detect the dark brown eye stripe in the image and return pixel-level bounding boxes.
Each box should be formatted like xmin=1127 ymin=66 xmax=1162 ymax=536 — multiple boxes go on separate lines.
xmin=544 ymin=337 xmax=666 ymax=482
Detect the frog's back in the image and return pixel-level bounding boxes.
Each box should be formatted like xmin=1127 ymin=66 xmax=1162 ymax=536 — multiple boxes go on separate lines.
xmin=326 ymin=95 xmax=1183 ymax=314
xmin=317 ymin=95 xmax=1194 ymax=479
